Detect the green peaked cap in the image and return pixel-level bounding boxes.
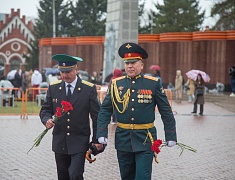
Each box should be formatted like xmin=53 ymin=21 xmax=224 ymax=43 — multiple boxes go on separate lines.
xmin=52 ymin=54 xmax=83 ymax=71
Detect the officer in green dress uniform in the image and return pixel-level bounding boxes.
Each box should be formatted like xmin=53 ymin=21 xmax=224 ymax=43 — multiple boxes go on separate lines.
xmin=97 ymin=43 xmax=177 ymax=180
xmin=40 ymin=54 xmax=102 ymax=180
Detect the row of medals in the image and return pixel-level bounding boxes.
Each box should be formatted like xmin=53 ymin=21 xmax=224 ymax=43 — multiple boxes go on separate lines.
xmin=137 ymin=94 xmax=152 ymax=103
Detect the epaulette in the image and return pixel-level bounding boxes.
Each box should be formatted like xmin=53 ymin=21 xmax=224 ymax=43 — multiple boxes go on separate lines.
xmin=144 ymin=75 xmax=158 ymax=82
xmin=82 ymin=80 xmax=94 ymax=87
xmin=50 ymin=80 xmax=62 ymax=85
xmin=112 ymin=76 xmax=126 ymax=82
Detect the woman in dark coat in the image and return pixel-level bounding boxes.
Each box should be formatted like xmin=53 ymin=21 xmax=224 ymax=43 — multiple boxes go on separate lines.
xmin=13 ymin=69 xmax=22 ymax=98
xmin=191 ymin=74 xmax=205 ymax=115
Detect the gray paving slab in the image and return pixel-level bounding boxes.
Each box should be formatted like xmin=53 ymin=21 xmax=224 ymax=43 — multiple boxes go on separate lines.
xmin=0 ymin=101 xmax=235 ymax=179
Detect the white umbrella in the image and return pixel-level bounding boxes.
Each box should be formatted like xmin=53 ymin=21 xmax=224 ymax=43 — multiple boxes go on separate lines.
xmin=186 ymin=69 xmax=210 ymax=82
xmin=0 ymin=80 xmax=14 ymax=88
xmin=7 ymin=70 xmax=16 ymax=80
xmin=7 ymin=69 xmax=22 ymax=80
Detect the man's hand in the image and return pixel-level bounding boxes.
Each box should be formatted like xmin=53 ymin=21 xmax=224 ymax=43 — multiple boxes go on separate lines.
xmin=98 ymin=137 xmax=108 ymax=144
xmin=167 ymin=141 xmax=176 ymax=147
xmin=93 ymin=143 xmax=104 ymax=152
xmin=46 ymin=119 xmax=55 ymax=129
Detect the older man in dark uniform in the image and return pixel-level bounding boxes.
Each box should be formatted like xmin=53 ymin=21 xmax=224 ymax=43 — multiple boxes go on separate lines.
xmin=40 ymin=54 xmax=102 ymax=180
xmin=97 ymin=43 xmax=177 ymax=180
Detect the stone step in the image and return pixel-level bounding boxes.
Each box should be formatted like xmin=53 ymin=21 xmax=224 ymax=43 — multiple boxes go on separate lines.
xmin=171 ymin=91 xmax=235 ymax=113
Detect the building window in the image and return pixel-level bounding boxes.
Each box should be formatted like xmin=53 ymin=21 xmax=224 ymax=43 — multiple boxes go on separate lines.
xmin=0 ymin=59 xmax=4 ymax=66
xmin=10 ymin=59 xmax=21 ymax=70
xmin=0 ymin=58 xmax=4 ymax=72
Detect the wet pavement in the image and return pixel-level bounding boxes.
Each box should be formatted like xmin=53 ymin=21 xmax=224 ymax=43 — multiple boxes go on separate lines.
xmin=0 ymin=100 xmax=235 ymax=180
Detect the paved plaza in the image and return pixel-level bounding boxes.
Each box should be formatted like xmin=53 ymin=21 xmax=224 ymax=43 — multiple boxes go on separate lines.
xmin=0 ymin=100 xmax=235 ymax=180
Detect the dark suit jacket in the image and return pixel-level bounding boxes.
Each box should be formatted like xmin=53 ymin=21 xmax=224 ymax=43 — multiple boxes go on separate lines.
xmin=40 ymin=76 xmax=100 ymax=155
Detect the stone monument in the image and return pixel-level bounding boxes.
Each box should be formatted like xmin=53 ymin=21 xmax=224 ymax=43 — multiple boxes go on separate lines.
xmin=102 ymin=0 xmax=139 ymax=83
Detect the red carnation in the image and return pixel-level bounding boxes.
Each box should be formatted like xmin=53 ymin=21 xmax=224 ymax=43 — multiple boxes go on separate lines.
xmin=61 ymin=100 xmax=73 ymax=112
xmin=27 ymin=100 xmax=73 ymax=153
xmin=151 ymin=139 xmax=162 ymax=154
xmin=55 ymin=107 xmax=62 ymax=117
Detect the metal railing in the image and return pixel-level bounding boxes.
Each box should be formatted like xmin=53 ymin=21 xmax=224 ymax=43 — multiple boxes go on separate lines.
xmin=0 ymin=87 xmax=174 ymax=117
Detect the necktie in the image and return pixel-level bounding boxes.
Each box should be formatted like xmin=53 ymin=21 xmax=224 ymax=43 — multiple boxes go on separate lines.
xmin=67 ymin=84 xmax=72 ymax=101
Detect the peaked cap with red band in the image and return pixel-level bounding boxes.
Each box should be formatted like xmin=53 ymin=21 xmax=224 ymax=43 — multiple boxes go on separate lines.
xmin=118 ymin=42 xmax=148 ymax=63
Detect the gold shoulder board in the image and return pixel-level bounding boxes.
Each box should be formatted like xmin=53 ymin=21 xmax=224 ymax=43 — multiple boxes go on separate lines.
xmin=144 ymin=75 xmax=158 ymax=82
xmin=50 ymin=80 xmax=62 ymax=85
xmin=82 ymin=80 xmax=94 ymax=87
xmin=112 ymin=76 xmax=126 ymax=83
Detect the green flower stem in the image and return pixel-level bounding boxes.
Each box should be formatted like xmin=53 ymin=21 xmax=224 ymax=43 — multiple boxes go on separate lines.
xmin=160 ymin=141 xmax=197 ymax=157
xmin=27 ymin=128 xmax=49 ymax=154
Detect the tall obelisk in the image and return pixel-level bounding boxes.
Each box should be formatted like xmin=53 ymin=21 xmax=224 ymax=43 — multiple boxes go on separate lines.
xmin=102 ymin=0 xmax=139 ymax=82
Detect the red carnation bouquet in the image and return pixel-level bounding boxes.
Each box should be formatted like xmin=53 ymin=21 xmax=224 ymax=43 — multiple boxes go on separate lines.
xmin=151 ymin=139 xmax=197 ymax=163
xmin=27 ymin=100 xmax=73 ymax=153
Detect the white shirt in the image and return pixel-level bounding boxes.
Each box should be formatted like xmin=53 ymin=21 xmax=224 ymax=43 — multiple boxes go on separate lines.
xmin=65 ymin=76 xmax=77 ymax=95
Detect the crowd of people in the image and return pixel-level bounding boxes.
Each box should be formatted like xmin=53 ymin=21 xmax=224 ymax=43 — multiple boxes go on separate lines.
xmin=0 ymin=68 xmax=47 ymax=100
xmin=0 ymin=67 xmax=104 ymax=101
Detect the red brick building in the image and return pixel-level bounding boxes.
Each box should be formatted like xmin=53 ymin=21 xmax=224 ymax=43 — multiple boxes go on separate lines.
xmin=0 ymin=9 xmax=35 ymax=76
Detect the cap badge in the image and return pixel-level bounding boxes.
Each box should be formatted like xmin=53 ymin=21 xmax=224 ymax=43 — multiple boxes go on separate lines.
xmin=126 ymin=44 xmax=132 ymax=49
xmin=62 ymin=63 xmax=66 ymax=66
xmin=128 ymin=53 xmax=131 ymax=57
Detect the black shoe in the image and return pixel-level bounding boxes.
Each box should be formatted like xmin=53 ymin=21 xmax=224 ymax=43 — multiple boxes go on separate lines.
xmin=191 ymin=112 xmax=196 ymax=114
xmin=199 ymin=113 xmax=203 ymax=115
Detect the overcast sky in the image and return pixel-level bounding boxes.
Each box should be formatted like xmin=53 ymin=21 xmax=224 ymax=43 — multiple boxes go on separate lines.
xmin=0 ymin=0 xmax=216 ymax=28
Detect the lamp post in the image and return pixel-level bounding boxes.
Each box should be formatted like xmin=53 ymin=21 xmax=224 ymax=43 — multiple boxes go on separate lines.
xmin=52 ymin=0 xmax=56 ymax=37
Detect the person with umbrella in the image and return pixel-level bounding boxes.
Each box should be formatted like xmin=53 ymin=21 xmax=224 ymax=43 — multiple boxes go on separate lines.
xmin=191 ymin=73 xmax=205 ymax=115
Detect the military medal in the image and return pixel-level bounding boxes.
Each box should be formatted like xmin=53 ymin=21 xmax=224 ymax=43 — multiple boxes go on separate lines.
xmin=118 ymin=86 xmax=124 ymax=91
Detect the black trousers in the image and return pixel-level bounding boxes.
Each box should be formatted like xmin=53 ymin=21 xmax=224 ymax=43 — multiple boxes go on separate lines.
xmin=193 ymin=102 xmax=204 ymax=114
xmin=55 ymin=152 xmax=86 ymax=180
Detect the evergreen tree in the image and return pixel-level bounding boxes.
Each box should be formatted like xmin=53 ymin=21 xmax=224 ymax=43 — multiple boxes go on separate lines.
xmin=138 ymin=0 xmax=152 ymax=34
xmin=25 ymin=0 xmax=69 ymax=69
xmin=211 ymin=0 xmax=235 ymax=30
xmin=68 ymin=0 xmax=107 ymax=36
xmin=23 ymin=40 xmax=39 ymax=70
xmin=35 ymin=0 xmax=68 ymax=38
xmin=151 ymin=0 xmax=205 ymax=33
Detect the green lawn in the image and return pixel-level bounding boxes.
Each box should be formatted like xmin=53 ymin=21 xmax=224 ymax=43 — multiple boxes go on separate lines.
xmin=0 ymin=100 xmax=41 ymax=115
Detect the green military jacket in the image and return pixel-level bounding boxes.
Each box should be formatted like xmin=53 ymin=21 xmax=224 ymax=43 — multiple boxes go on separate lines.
xmin=97 ymin=73 xmax=177 ymax=152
